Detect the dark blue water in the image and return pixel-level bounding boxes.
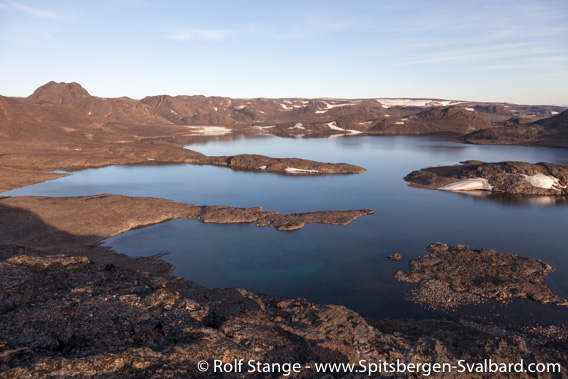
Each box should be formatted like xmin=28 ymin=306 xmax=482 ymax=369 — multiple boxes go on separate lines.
xmin=5 ymin=135 xmax=568 ymax=320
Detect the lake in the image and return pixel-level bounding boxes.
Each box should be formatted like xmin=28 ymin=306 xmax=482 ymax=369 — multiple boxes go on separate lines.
xmin=5 ymin=134 xmax=568 ymax=322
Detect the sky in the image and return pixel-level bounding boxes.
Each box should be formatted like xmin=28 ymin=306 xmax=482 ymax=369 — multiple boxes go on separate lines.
xmin=0 ymin=0 xmax=567 ymax=105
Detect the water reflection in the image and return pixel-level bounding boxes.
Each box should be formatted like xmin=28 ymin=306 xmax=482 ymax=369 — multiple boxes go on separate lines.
xmin=451 ymin=191 xmax=568 ymax=207
xmin=162 ymin=132 xmax=273 ymax=147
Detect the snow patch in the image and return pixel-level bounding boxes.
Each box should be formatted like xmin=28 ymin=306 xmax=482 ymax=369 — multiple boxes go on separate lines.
xmin=327 ymin=121 xmax=344 ymax=131
xmin=285 ymin=167 xmax=319 ymax=174
xmin=551 ymin=111 xmax=559 ymax=115
xmin=259 ymin=165 xmax=267 ymax=170
xmin=184 ymin=126 xmax=232 ymax=135
xmin=323 ymin=101 xmax=358 ymax=109
xmin=315 ymin=110 xmax=328 ymax=114
xmin=377 ymin=98 xmax=463 ymax=107
xmin=465 ymin=107 xmax=475 ymax=112
xmin=288 ymin=123 xmax=305 ymax=130
xmin=252 ymin=125 xmax=276 ymax=130
xmin=359 ymin=121 xmax=373 ymax=125
xmin=439 ymin=178 xmax=492 ymax=191
xmin=346 ymin=129 xmax=362 ymax=135
xmin=395 ymin=121 xmax=405 ymax=125
xmin=280 ymin=103 xmax=293 ymax=110
xmin=522 ymin=174 xmax=562 ymax=190
xmin=234 ymin=105 xmax=247 ymax=110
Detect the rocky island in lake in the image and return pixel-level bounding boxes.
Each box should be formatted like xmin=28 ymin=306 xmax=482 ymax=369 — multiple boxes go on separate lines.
xmin=404 ymin=161 xmax=568 ymax=195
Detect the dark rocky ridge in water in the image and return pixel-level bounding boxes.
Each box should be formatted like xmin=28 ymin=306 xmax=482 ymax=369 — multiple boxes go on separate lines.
xmin=0 ymin=195 xmax=375 ymax=254
xmin=199 ymin=154 xmax=366 ymax=175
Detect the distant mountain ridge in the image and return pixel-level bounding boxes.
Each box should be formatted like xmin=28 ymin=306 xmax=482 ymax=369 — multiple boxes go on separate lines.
xmin=4 ymin=81 xmax=566 ymax=146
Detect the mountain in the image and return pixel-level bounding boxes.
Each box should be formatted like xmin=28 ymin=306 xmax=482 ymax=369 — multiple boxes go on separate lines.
xmin=28 ymin=81 xmax=90 ymax=105
xmin=29 ymin=81 xmax=169 ymax=125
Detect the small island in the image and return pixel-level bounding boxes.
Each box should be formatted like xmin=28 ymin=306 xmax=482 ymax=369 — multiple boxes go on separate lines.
xmin=404 ymin=161 xmax=568 ymax=195
xmin=394 ymin=243 xmax=568 ymax=309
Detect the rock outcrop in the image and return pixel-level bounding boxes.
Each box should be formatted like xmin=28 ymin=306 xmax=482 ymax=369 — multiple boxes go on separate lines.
xmin=394 ymin=243 xmax=568 ymax=309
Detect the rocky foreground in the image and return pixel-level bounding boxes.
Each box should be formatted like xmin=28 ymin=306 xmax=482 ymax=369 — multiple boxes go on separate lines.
xmin=1 ymin=244 xmax=567 ymax=378
xmin=404 ymin=161 xmax=568 ymax=196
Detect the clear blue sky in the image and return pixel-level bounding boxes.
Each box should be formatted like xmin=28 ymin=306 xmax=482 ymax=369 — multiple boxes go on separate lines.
xmin=1 ymin=0 xmax=567 ymax=105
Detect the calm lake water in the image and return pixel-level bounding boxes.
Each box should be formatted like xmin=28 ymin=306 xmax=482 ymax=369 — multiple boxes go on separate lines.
xmin=5 ymin=134 xmax=568 ymax=321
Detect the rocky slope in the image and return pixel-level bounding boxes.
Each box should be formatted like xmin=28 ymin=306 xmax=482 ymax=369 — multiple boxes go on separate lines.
xmin=404 ymin=161 xmax=568 ymax=195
